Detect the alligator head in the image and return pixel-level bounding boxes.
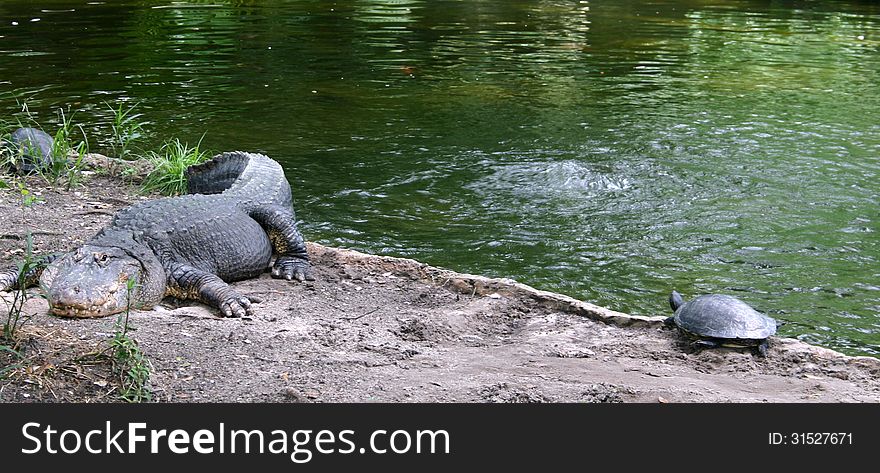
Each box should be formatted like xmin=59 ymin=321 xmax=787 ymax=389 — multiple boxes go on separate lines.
xmin=42 ymin=246 xmax=144 ymax=318
xmin=41 ymin=230 xmax=166 ymax=318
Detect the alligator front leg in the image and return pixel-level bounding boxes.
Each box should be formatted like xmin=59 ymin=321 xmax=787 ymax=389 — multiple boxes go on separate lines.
xmin=0 ymin=267 xmax=24 ymax=292
xmin=0 ymin=254 xmax=63 ymax=292
xmin=167 ymin=264 xmax=254 ymax=317
xmin=249 ymin=205 xmax=314 ymax=282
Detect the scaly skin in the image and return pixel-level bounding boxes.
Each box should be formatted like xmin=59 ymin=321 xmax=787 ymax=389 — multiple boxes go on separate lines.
xmin=0 ymin=151 xmax=313 ymax=318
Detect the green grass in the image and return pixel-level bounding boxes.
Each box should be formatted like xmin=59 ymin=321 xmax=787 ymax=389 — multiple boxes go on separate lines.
xmin=0 ymin=115 xmax=23 ymax=171
xmin=0 ymin=117 xmax=15 ymax=147
xmin=106 ymin=101 xmax=146 ymax=160
xmin=40 ymin=107 xmax=90 ymax=188
xmin=109 ymin=277 xmax=152 ymax=403
xmin=141 ymin=136 xmax=210 ymax=196
xmin=1 ymin=234 xmax=37 ymax=345
xmin=2 ymin=184 xmax=43 ymax=344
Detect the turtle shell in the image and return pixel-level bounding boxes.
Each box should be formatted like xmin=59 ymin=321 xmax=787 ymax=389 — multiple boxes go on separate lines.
xmin=673 ymin=294 xmax=776 ymax=341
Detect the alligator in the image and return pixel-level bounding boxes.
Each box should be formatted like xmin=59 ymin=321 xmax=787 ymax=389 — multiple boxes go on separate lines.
xmin=2 ymin=127 xmax=56 ymax=172
xmin=0 ymin=151 xmax=313 ymax=318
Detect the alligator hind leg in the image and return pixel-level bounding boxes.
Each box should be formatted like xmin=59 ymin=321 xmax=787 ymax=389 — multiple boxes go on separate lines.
xmin=249 ymin=205 xmax=314 ymax=282
xmin=168 ymin=264 xmax=255 ymax=317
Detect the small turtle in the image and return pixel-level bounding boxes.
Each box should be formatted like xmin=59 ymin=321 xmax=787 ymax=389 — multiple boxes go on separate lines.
xmin=666 ymin=290 xmax=778 ymax=356
xmin=3 ymin=127 xmax=55 ymax=172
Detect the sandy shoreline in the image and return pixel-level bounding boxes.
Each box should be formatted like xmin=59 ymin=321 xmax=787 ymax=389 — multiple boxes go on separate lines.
xmin=1 ymin=168 xmax=877 ymax=402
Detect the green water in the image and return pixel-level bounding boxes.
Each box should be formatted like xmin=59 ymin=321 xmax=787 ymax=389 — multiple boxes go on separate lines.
xmin=1 ymin=0 xmax=878 ymax=356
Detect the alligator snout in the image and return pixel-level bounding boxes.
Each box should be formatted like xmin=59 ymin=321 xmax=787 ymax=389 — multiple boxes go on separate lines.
xmin=47 ymin=275 xmax=126 ymax=318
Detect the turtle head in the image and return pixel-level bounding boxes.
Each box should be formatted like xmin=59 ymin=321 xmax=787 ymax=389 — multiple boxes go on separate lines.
xmin=669 ymin=290 xmax=685 ymax=312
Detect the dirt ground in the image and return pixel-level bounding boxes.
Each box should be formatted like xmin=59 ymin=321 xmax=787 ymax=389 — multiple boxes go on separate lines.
xmin=1 ymin=165 xmax=878 ymax=403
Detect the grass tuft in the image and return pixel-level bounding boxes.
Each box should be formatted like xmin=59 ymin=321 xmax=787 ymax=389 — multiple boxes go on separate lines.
xmin=106 ymin=101 xmax=146 ymax=160
xmin=141 ymin=137 xmax=209 ymax=196
xmin=40 ymin=107 xmax=90 ymax=188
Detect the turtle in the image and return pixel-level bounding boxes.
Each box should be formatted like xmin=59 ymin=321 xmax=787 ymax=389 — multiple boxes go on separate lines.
xmin=3 ymin=127 xmax=56 ymax=172
xmin=665 ymin=290 xmax=778 ymax=356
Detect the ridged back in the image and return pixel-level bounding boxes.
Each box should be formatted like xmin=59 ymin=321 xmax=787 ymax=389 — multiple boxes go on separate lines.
xmin=185 ymin=151 xmax=293 ymax=210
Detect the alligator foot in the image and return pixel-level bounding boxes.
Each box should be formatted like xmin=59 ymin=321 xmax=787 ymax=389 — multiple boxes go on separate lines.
xmin=271 ymin=256 xmax=314 ymax=282
xmin=219 ymin=293 xmax=254 ymax=318
xmin=169 ymin=264 xmax=260 ymax=318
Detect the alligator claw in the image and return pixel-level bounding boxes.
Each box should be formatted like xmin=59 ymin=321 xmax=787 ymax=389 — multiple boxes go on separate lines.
xmin=219 ymin=295 xmax=253 ymax=318
xmin=271 ymin=257 xmax=314 ymax=282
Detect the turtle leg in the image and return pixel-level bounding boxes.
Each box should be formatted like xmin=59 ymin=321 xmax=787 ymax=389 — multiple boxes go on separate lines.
xmin=663 ymin=316 xmax=676 ymax=328
xmin=248 ymin=204 xmax=314 ymax=282
xmin=756 ymin=340 xmax=769 ymax=357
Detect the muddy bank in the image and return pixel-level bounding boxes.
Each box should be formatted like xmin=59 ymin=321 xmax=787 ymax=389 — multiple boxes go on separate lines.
xmin=1 ymin=169 xmax=878 ymax=402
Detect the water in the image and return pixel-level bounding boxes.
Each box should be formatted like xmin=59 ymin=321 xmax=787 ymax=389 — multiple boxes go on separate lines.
xmin=1 ymin=0 xmax=878 ymax=356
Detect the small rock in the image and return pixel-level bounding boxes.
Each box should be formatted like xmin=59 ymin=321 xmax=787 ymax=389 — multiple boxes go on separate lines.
xmin=283 ymin=388 xmax=306 ymax=402
xmin=825 ymin=369 xmax=849 ymax=380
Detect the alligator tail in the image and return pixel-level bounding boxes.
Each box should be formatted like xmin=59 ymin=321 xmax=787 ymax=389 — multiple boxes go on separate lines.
xmin=185 ymin=151 xmax=252 ymax=195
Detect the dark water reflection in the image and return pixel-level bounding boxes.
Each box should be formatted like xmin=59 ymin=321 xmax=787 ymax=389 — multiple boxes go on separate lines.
xmin=1 ymin=0 xmax=878 ymax=355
